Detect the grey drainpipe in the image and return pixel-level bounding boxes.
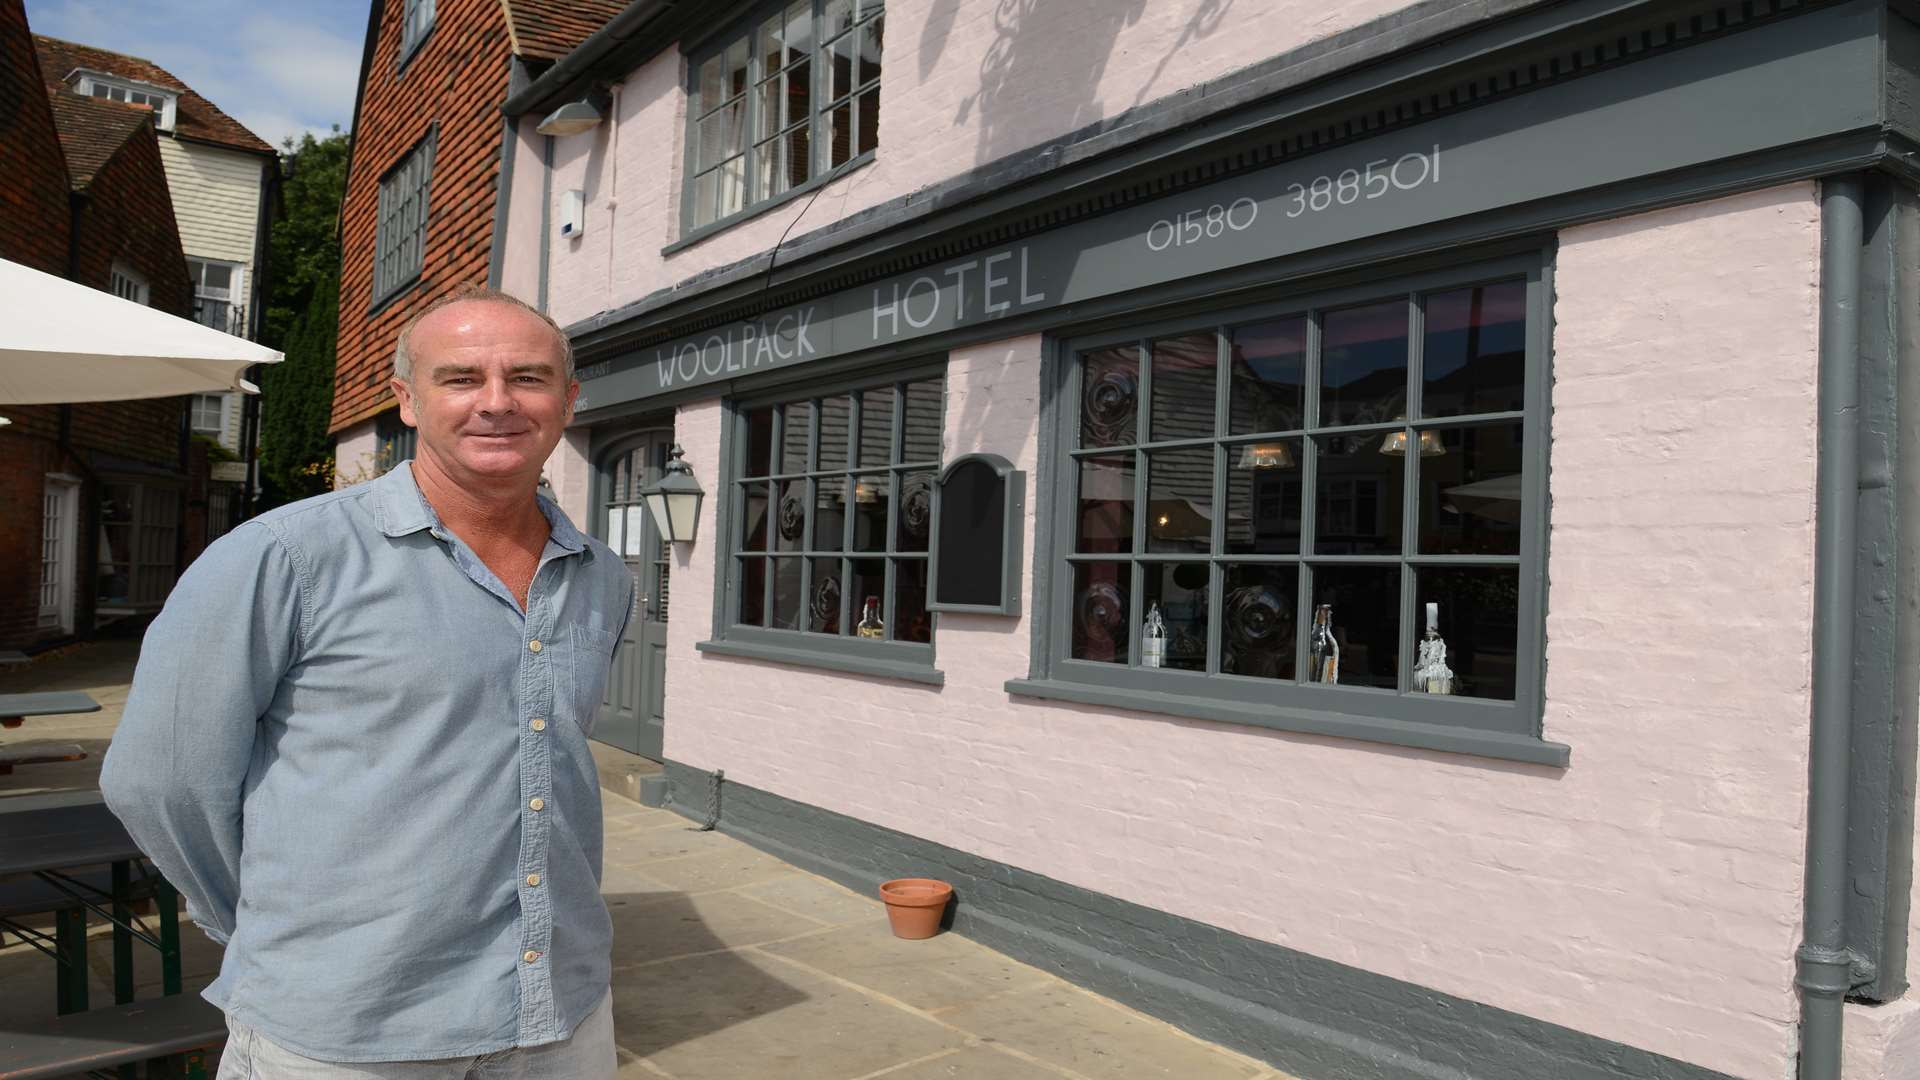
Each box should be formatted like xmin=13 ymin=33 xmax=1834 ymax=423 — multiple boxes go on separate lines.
xmin=1798 ymin=173 xmax=1866 ymax=1080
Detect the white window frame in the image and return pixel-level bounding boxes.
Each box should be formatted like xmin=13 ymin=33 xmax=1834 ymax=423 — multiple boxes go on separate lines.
xmin=110 ymin=262 xmax=149 ymax=306
xmin=188 ymin=257 xmax=246 ymax=336
xmin=69 ymin=70 xmax=177 ymax=131
xmin=39 ymin=475 xmax=81 ymax=633
xmin=190 ymin=393 xmax=228 ymax=436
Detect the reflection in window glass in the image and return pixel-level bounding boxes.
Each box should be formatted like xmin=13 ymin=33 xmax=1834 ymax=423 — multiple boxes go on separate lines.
xmin=902 ymin=379 xmax=942 ymax=462
xmin=1142 ymin=563 xmax=1208 ymax=672
xmin=852 ymin=474 xmax=890 ymax=551
xmin=817 ymin=395 xmax=851 ymax=471
xmin=1077 ymin=456 xmax=1134 ymax=554
xmin=1149 ymin=333 xmax=1215 ymax=442
xmin=808 ymin=556 xmax=842 ymax=633
xmin=771 ymin=557 xmax=804 ymax=629
xmin=1071 ymin=562 xmax=1129 ymax=664
xmin=1418 ymin=566 xmax=1519 ymax=700
xmin=738 ymin=558 xmax=767 ymax=626
xmin=897 ymin=470 xmax=933 ymax=553
xmin=775 ymin=480 xmax=808 ymax=551
xmin=1145 ymin=446 xmax=1213 ymax=554
xmin=812 ymin=476 xmax=846 ymax=551
xmin=744 ymin=407 xmax=774 ymax=477
xmin=1418 ymin=423 xmax=1522 ymax=555
xmin=780 ymin=401 xmax=812 ymax=473
xmin=858 ymin=386 xmax=893 ymax=466
xmin=1424 ymin=282 xmax=1526 ymax=417
xmin=1080 ymin=347 xmax=1138 ymax=448
xmin=1221 ymin=564 xmax=1297 ymax=680
xmin=1313 ymin=433 xmax=1403 ymax=556
xmin=740 ymin=483 xmax=769 ymax=551
xmin=1320 ymin=301 xmax=1407 ymax=427
xmin=1309 ymin=565 xmax=1400 ymax=689
xmin=895 ymin=559 xmax=931 ymax=643
xmin=1225 ymin=439 xmax=1301 ymax=555
xmin=1229 ymin=318 xmax=1306 ymax=435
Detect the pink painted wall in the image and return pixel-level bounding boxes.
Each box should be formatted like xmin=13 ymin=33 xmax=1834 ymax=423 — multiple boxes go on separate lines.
xmin=498 ymin=116 xmax=545 ymax=307
xmin=541 ymin=0 xmax=1420 ymax=329
xmin=652 ymin=184 xmax=1825 ymax=1077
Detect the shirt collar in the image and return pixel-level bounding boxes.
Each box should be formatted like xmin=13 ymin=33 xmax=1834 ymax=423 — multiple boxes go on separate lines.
xmin=373 ymin=461 xmax=586 ymax=555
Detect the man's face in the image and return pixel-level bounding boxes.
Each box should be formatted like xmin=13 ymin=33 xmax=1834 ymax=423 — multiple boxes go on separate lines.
xmin=391 ymin=301 xmax=578 ymax=485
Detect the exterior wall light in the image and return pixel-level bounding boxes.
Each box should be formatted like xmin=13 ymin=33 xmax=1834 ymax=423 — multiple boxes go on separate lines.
xmin=643 ymin=444 xmax=704 ymax=544
xmin=536 ymin=91 xmax=608 ymax=136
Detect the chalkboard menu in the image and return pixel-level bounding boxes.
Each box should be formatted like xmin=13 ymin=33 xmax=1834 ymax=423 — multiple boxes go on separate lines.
xmin=930 ymin=454 xmax=1023 ymax=615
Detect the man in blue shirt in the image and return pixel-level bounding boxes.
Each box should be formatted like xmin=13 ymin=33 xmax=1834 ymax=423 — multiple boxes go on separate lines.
xmin=103 ymin=288 xmax=631 ymax=1076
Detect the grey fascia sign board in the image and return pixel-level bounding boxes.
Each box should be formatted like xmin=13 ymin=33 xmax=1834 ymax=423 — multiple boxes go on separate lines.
xmin=572 ymin=0 xmax=1881 ymax=415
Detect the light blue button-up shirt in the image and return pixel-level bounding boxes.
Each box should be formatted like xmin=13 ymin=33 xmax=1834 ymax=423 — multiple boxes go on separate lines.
xmin=101 ymin=462 xmax=632 ymax=1062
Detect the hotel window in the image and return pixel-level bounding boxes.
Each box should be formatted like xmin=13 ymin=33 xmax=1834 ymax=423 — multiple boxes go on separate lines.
xmin=684 ymin=0 xmax=883 ymax=232
xmin=1037 ymin=258 xmax=1549 ymax=745
xmin=713 ymin=369 xmax=943 ymax=676
xmin=372 ymin=133 xmax=434 ymax=305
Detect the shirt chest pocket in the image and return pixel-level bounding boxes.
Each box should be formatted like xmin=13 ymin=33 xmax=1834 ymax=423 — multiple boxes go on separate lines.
xmin=566 ymin=623 xmax=619 ymax=735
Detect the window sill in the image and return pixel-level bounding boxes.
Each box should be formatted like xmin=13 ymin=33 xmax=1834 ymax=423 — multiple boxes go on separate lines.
xmin=697 ymin=637 xmax=944 ymax=686
xmin=368 ymin=275 xmax=425 ymax=320
xmin=664 ymin=152 xmax=877 ymax=257
xmin=1003 ymin=678 xmax=1570 ymax=767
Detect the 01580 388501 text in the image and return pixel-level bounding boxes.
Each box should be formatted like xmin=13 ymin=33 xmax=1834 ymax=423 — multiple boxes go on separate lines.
xmin=1142 ymin=145 xmax=1442 ymax=254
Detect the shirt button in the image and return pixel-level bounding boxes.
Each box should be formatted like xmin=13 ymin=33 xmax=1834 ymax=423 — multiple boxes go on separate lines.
xmin=529 ymin=797 xmax=546 ymax=811
xmin=523 ymin=950 xmax=540 ymax=964
xmin=530 ymin=718 xmax=547 ymax=732
xmin=528 ymin=640 xmax=543 ymax=653
xmin=526 ymin=873 xmax=542 ymax=887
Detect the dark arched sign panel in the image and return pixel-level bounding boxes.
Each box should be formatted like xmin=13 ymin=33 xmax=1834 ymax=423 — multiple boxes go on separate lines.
xmin=929 ymin=453 xmax=1024 ymax=615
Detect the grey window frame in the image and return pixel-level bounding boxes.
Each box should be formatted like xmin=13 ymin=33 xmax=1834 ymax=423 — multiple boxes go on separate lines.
xmin=676 ymin=0 xmax=883 ymax=243
xmin=1016 ymin=252 xmax=1564 ymax=765
xmin=398 ymin=0 xmax=436 ymax=70
xmin=371 ymin=131 xmax=435 ymax=309
xmin=699 ymin=362 xmax=945 ymax=685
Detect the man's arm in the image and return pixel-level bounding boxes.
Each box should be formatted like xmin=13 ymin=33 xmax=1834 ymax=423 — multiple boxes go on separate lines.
xmin=100 ymin=521 xmax=303 ymax=945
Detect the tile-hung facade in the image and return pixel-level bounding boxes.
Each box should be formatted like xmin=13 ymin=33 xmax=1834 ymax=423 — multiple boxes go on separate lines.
xmin=495 ymin=2 xmax=1920 ymax=1077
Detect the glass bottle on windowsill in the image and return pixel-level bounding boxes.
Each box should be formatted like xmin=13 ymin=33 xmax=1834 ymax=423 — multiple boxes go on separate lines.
xmin=1142 ymin=604 xmax=1167 ymax=669
xmin=1309 ymin=603 xmax=1340 ymax=683
xmin=856 ymin=597 xmax=885 ymax=639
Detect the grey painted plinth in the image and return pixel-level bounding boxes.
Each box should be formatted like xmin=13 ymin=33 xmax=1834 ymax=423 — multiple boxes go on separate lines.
xmin=661 ymin=760 xmax=1734 ymax=1080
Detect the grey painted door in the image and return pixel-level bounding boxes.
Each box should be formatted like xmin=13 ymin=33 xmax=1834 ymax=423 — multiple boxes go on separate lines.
xmin=594 ymin=431 xmax=672 ymax=760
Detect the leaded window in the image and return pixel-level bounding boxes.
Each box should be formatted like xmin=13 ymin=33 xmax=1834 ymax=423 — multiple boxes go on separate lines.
xmin=722 ymin=370 xmax=942 ymax=668
xmin=373 ymin=134 xmax=434 ymax=305
xmin=1045 ymin=259 xmax=1547 ymax=740
xmin=685 ymin=0 xmax=883 ymax=231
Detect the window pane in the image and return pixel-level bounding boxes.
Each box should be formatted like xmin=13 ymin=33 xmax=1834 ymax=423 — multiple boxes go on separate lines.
xmin=859 ymin=0 xmax=885 ymax=13
xmin=771 ymin=557 xmax=804 ymax=629
xmin=812 ymin=476 xmax=846 ymax=551
xmin=850 ymin=558 xmax=885 ymax=634
xmin=827 ymin=31 xmax=855 ymax=100
xmin=1225 ymin=438 xmax=1302 ymax=554
xmin=718 ymin=155 xmax=748 ymax=218
xmin=857 ymin=17 xmax=883 ymax=87
xmin=823 ymin=0 xmax=855 ymax=40
xmin=1149 ymin=332 xmax=1215 ymax=442
xmin=785 ymin=59 xmax=812 ymax=131
xmin=1071 ymin=562 xmax=1130 ymax=663
xmin=828 ymin=100 xmax=852 ymax=167
xmin=897 ymin=470 xmax=933 ymax=553
xmin=902 ymin=379 xmax=941 ymax=463
xmin=785 ymin=124 xmax=813 ymax=191
xmin=1423 ymin=281 xmax=1526 ymax=417
xmin=782 ymin=0 xmax=813 ymax=63
xmin=725 ymin=37 xmax=751 ymax=97
xmin=693 ymin=170 xmax=718 ymax=227
xmin=738 ymin=558 xmax=767 ymax=626
xmin=817 ymin=395 xmax=851 ymax=470
xmin=1079 ymin=346 xmax=1139 ymax=448
xmin=744 ymin=406 xmax=773 ymax=476
xmin=755 ymin=137 xmax=789 ymax=199
xmin=201 ymin=262 xmax=233 ymax=295
xmin=90 ymin=84 xmax=111 ymax=98
xmin=895 ymin=559 xmax=931 ymax=643
xmin=808 ymin=556 xmax=843 ymax=633
xmin=1222 ymin=564 xmax=1298 ymax=680
xmin=1312 ymin=432 xmax=1402 ymax=556
xmin=698 ymin=104 xmax=744 ymax=171
xmin=1145 ymin=446 xmax=1213 ymax=554
xmin=856 ymin=85 xmax=880 ymax=157
xmin=1076 ymin=455 xmax=1134 ymax=554
xmin=739 ymin=483 xmax=769 ymax=551
xmin=1309 ymin=565 xmax=1399 ymax=689
xmin=756 ymin=11 xmax=784 ymax=74
xmin=1416 ymin=567 xmax=1519 ymax=701
xmin=852 ymin=474 xmax=890 ymax=551
xmin=698 ymin=55 xmax=723 ymax=113
xmin=1230 ymin=317 xmax=1306 ymax=435
xmin=756 ymin=77 xmax=786 ymax=142
xmin=775 ymin=480 xmax=807 ymax=551
xmin=1417 ymin=422 xmax=1523 ymax=555
xmin=779 ymin=401 xmax=811 ymax=473
xmin=1141 ymin=563 xmax=1208 ymax=672
xmin=858 ymin=386 xmax=894 ymax=466
xmin=1320 ymin=300 xmax=1408 ymax=428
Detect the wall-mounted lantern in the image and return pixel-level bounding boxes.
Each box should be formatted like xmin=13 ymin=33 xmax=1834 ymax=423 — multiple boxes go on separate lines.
xmin=643 ymin=444 xmax=704 ymax=544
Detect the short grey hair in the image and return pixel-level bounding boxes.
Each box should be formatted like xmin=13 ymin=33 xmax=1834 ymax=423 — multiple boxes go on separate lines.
xmin=393 ymin=286 xmax=575 ymax=383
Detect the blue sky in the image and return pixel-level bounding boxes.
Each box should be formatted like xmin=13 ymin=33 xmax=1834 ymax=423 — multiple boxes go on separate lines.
xmin=25 ymin=0 xmax=366 ymax=151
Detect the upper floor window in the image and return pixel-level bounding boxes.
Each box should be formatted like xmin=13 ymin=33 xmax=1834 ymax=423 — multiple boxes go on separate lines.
xmin=70 ymin=71 xmax=176 ymax=130
xmin=373 ymin=133 xmax=435 ymax=306
xmin=110 ymin=262 xmax=148 ymax=305
xmin=685 ymin=0 xmax=883 ymax=232
xmin=1035 ymin=257 xmax=1550 ymax=749
xmin=400 ymin=0 xmax=436 ymax=64
xmin=189 ymin=258 xmax=244 ymax=336
xmin=191 ymin=393 xmax=227 ymax=435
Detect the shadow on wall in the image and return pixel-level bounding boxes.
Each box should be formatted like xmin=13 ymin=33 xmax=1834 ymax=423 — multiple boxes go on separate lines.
xmin=922 ymin=0 xmax=1236 ymax=172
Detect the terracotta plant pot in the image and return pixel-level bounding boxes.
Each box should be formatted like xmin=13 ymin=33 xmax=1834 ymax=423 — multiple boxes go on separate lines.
xmin=879 ymin=878 xmax=953 ymax=939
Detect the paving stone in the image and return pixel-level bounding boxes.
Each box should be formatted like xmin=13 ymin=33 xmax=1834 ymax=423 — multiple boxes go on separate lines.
xmin=604 ymin=824 xmax=738 ymax=865
xmin=613 ymin=948 xmax=962 ymax=1080
xmin=610 ymin=890 xmax=827 ymax=968
xmin=637 ymin=846 xmax=801 ymax=894
xmin=737 ymin=873 xmax=886 ymax=927
xmin=601 ymin=863 xmax=680 ymax=901
xmin=761 ymin=922 xmax=1054 ymax=1013
xmin=933 ymin=983 xmax=1267 ymax=1079
xmin=868 ymin=1044 xmax=1070 ymax=1079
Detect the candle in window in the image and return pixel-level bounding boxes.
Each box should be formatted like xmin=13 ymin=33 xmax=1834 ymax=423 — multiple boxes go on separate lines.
xmin=1414 ymin=601 xmax=1454 ymax=695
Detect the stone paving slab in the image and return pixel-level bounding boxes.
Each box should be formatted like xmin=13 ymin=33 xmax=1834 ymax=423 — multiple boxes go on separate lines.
xmin=0 ymin=642 xmax=1288 ymax=1079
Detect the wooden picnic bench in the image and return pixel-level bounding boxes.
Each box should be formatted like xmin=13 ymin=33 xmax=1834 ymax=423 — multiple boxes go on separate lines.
xmin=0 ymin=992 xmax=226 ymax=1080
xmin=0 ymin=692 xmax=101 ymax=777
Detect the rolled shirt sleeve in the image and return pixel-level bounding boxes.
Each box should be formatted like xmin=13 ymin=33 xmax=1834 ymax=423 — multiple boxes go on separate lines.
xmin=100 ymin=521 xmax=304 ymax=945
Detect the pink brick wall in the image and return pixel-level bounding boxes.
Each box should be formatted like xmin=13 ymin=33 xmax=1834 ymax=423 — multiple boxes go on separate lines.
xmin=540 ymin=0 xmax=1418 ymax=328
xmin=651 ymin=184 xmax=1827 ymax=1077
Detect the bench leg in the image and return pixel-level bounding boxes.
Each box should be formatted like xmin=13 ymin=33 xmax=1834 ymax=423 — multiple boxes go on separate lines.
xmin=114 ymin=862 xmax=138 ymax=1080
xmin=54 ymin=905 xmax=88 ymax=1015
xmin=157 ymin=877 xmax=182 ymax=996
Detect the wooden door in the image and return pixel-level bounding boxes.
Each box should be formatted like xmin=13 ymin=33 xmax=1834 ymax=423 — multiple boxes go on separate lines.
xmin=595 ymin=431 xmax=672 ymax=760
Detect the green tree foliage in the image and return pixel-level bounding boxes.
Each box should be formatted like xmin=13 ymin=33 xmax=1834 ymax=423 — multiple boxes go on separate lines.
xmin=257 ymin=128 xmax=349 ymax=507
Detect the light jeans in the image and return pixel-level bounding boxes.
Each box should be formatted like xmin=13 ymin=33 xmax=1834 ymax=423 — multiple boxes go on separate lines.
xmin=214 ymin=992 xmax=616 ymax=1080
